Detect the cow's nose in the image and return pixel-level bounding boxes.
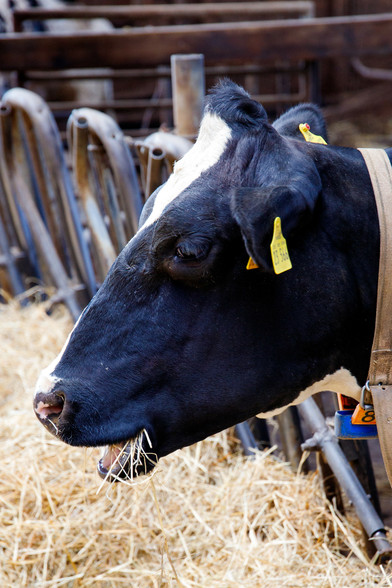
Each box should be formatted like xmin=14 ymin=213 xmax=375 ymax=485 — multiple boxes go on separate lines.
xmin=34 ymin=391 xmax=65 ymax=432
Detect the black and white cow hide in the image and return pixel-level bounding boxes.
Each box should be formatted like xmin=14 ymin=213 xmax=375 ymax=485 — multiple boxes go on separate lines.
xmin=33 ymin=80 xmax=382 ymax=481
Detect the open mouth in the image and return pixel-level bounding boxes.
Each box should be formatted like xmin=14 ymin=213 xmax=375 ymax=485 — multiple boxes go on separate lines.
xmin=97 ymin=429 xmax=158 ymax=483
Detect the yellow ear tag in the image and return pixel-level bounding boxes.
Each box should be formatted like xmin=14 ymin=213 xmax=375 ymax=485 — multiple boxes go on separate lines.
xmin=246 ymin=122 xmax=325 ymax=272
xmin=246 ymin=257 xmax=259 ymax=270
xmin=270 ymin=217 xmax=292 ymax=274
xmin=299 ymin=122 xmax=327 ymax=145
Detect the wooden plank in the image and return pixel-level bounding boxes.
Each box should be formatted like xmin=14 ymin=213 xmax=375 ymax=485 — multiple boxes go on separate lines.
xmin=45 ymin=91 xmax=304 ymax=112
xmin=323 ymin=81 xmax=392 ymax=121
xmin=12 ymin=2 xmax=314 ymax=23
xmin=1 ymin=14 xmax=392 ymax=72
xmin=24 ymin=63 xmax=303 ymax=81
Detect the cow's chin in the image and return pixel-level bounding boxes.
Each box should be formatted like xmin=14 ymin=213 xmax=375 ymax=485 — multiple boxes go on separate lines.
xmin=97 ymin=431 xmax=158 ymax=483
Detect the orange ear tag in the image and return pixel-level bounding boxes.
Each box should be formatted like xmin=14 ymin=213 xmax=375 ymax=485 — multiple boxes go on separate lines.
xmin=246 ymin=257 xmax=259 ymax=270
xmin=246 ymin=218 xmax=292 ymax=273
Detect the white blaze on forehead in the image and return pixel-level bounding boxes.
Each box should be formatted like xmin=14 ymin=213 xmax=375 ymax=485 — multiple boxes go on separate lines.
xmin=35 ymin=314 xmax=82 ymax=396
xmin=140 ymin=112 xmax=232 ymax=231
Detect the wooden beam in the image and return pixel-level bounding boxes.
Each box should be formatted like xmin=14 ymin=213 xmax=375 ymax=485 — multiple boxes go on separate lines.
xmin=323 ymin=82 xmax=392 ymax=122
xmin=1 ymin=14 xmax=392 ymax=72
xmin=12 ymin=2 xmax=314 ymax=24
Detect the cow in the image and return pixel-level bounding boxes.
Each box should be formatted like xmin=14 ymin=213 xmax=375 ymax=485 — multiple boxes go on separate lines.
xmin=33 ymin=79 xmax=381 ymax=482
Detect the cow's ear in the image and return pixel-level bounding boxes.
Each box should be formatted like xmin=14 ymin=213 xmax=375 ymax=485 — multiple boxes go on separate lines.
xmin=273 ymin=103 xmax=328 ymax=142
xmin=206 ymin=79 xmax=267 ymax=129
xmin=231 ymin=181 xmax=320 ymax=272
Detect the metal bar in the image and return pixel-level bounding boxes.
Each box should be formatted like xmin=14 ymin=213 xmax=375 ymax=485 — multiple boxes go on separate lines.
xmin=69 ymin=108 xmax=143 ymax=238
xmin=145 ymin=147 xmax=166 ymax=199
xmin=133 ymin=131 xmax=193 ymax=197
xmin=1 ymin=89 xmax=97 ymax=298
xmin=142 ymin=133 xmax=193 ymax=174
xmin=87 ymin=139 xmax=128 ymax=253
xmin=134 ymin=142 xmax=149 ymax=197
xmin=0 ymin=166 xmax=20 ymax=254
xmin=12 ymin=174 xmax=82 ymax=322
xmin=171 ymin=54 xmax=205 ymax=138
xmin=276 ymin=407 xmax=304 ymax=470
xmin=0 ymin=211 xmax=25 ymax=297
xmin=298 ymin=397 xmax=392 ymax=556
xmin=17 ymin=109 xmax=66 ymax=264
xmin=235 ymin=422 xmax=259 ymax=457
xmin=351 ymin=57 xmax=392 ymax=82
xmin=71 ymin=115 xmax=116 ymax=282
xmin=0 ymin=104 xmax=28 ymax=251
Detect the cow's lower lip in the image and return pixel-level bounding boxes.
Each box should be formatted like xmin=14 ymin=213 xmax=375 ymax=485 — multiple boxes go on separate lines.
xmin=98 ymin=443 xmax=126 ymax=478
xmin=97 ymin=430 xmax=157 ymax=482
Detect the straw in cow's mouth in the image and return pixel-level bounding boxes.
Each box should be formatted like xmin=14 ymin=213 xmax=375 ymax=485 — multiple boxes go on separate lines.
xmin=97 ymin=429 xmax=157 ymax=485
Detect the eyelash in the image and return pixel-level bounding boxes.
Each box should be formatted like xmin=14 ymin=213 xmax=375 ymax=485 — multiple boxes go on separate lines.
xmin=175 ymin=246 xmax=197 ymax=260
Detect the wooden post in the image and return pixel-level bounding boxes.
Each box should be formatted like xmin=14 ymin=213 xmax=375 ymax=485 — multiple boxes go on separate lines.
xmin=171 ymin=54 xmax=205 ymax=138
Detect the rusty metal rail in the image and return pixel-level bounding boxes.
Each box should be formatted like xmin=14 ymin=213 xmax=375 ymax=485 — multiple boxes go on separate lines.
xmin=133 ymin=131 xmax=192 ymax=199
xmin=0 ymin=211 xmax=25 ymax=299
xmin=67 ymin=107 xmax=143 ymax=282
xmin=0 ymin=57 xmax=197 ymax=302
xmin=0 ymin=88 xmax=99 ymax=315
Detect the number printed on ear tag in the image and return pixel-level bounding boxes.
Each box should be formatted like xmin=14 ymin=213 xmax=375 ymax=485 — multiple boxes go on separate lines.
xmin=270 ymin=217 xmax=292 ymax=274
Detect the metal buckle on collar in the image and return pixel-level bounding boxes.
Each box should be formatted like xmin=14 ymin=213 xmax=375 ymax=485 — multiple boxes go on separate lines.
xmin=334 ymin=381 xmax=377 ymax=438
xmin=360 ymin=380 xmax=373 ymax=410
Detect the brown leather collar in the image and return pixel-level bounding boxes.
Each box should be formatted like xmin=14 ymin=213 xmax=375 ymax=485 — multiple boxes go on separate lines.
xmin=358 ymin=147 xmax=392 ymax=488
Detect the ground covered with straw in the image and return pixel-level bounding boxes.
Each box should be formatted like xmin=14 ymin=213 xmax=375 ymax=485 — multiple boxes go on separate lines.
xmin=1 ymin=300 xmax=392 ymax=587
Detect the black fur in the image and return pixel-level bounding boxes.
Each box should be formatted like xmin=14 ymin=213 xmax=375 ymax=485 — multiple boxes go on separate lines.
xmin=205 ymin=79 xmax=267 ymax=130
xmin=273 ymin=103 xmax=328 ymax=142
xmin=34 ymin=80 xmax=383 ymax=481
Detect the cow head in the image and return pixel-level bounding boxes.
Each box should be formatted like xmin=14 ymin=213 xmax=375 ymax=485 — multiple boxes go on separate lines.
xmin=34 ymin=80 xmax=378 ymax=480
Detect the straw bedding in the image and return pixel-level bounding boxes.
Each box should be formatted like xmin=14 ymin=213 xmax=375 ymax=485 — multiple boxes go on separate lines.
xmin=1 ymin=300 xmax=391 ymax=587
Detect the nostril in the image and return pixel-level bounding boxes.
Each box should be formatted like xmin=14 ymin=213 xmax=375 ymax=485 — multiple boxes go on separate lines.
xmin=34 ymin=391 xmax=65 ymax=422
xmin=36 ymin=402 xmax=63 ymax=419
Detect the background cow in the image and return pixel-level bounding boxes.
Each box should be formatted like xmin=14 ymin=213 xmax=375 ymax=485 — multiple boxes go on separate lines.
xmin=34 ymin=80 xmax=380 ymax=481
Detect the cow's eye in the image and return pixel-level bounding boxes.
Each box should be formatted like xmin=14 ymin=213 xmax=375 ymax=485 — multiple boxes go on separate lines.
xmin=174 ymin=239 xmax=211 ymax=262
xmin=161 ymin=237 xmax=215 ymax=282
xmin=175 ymin=245 xmax=198 ymax=260
xmin=175 ymin=245 xmax=191 ymax=259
